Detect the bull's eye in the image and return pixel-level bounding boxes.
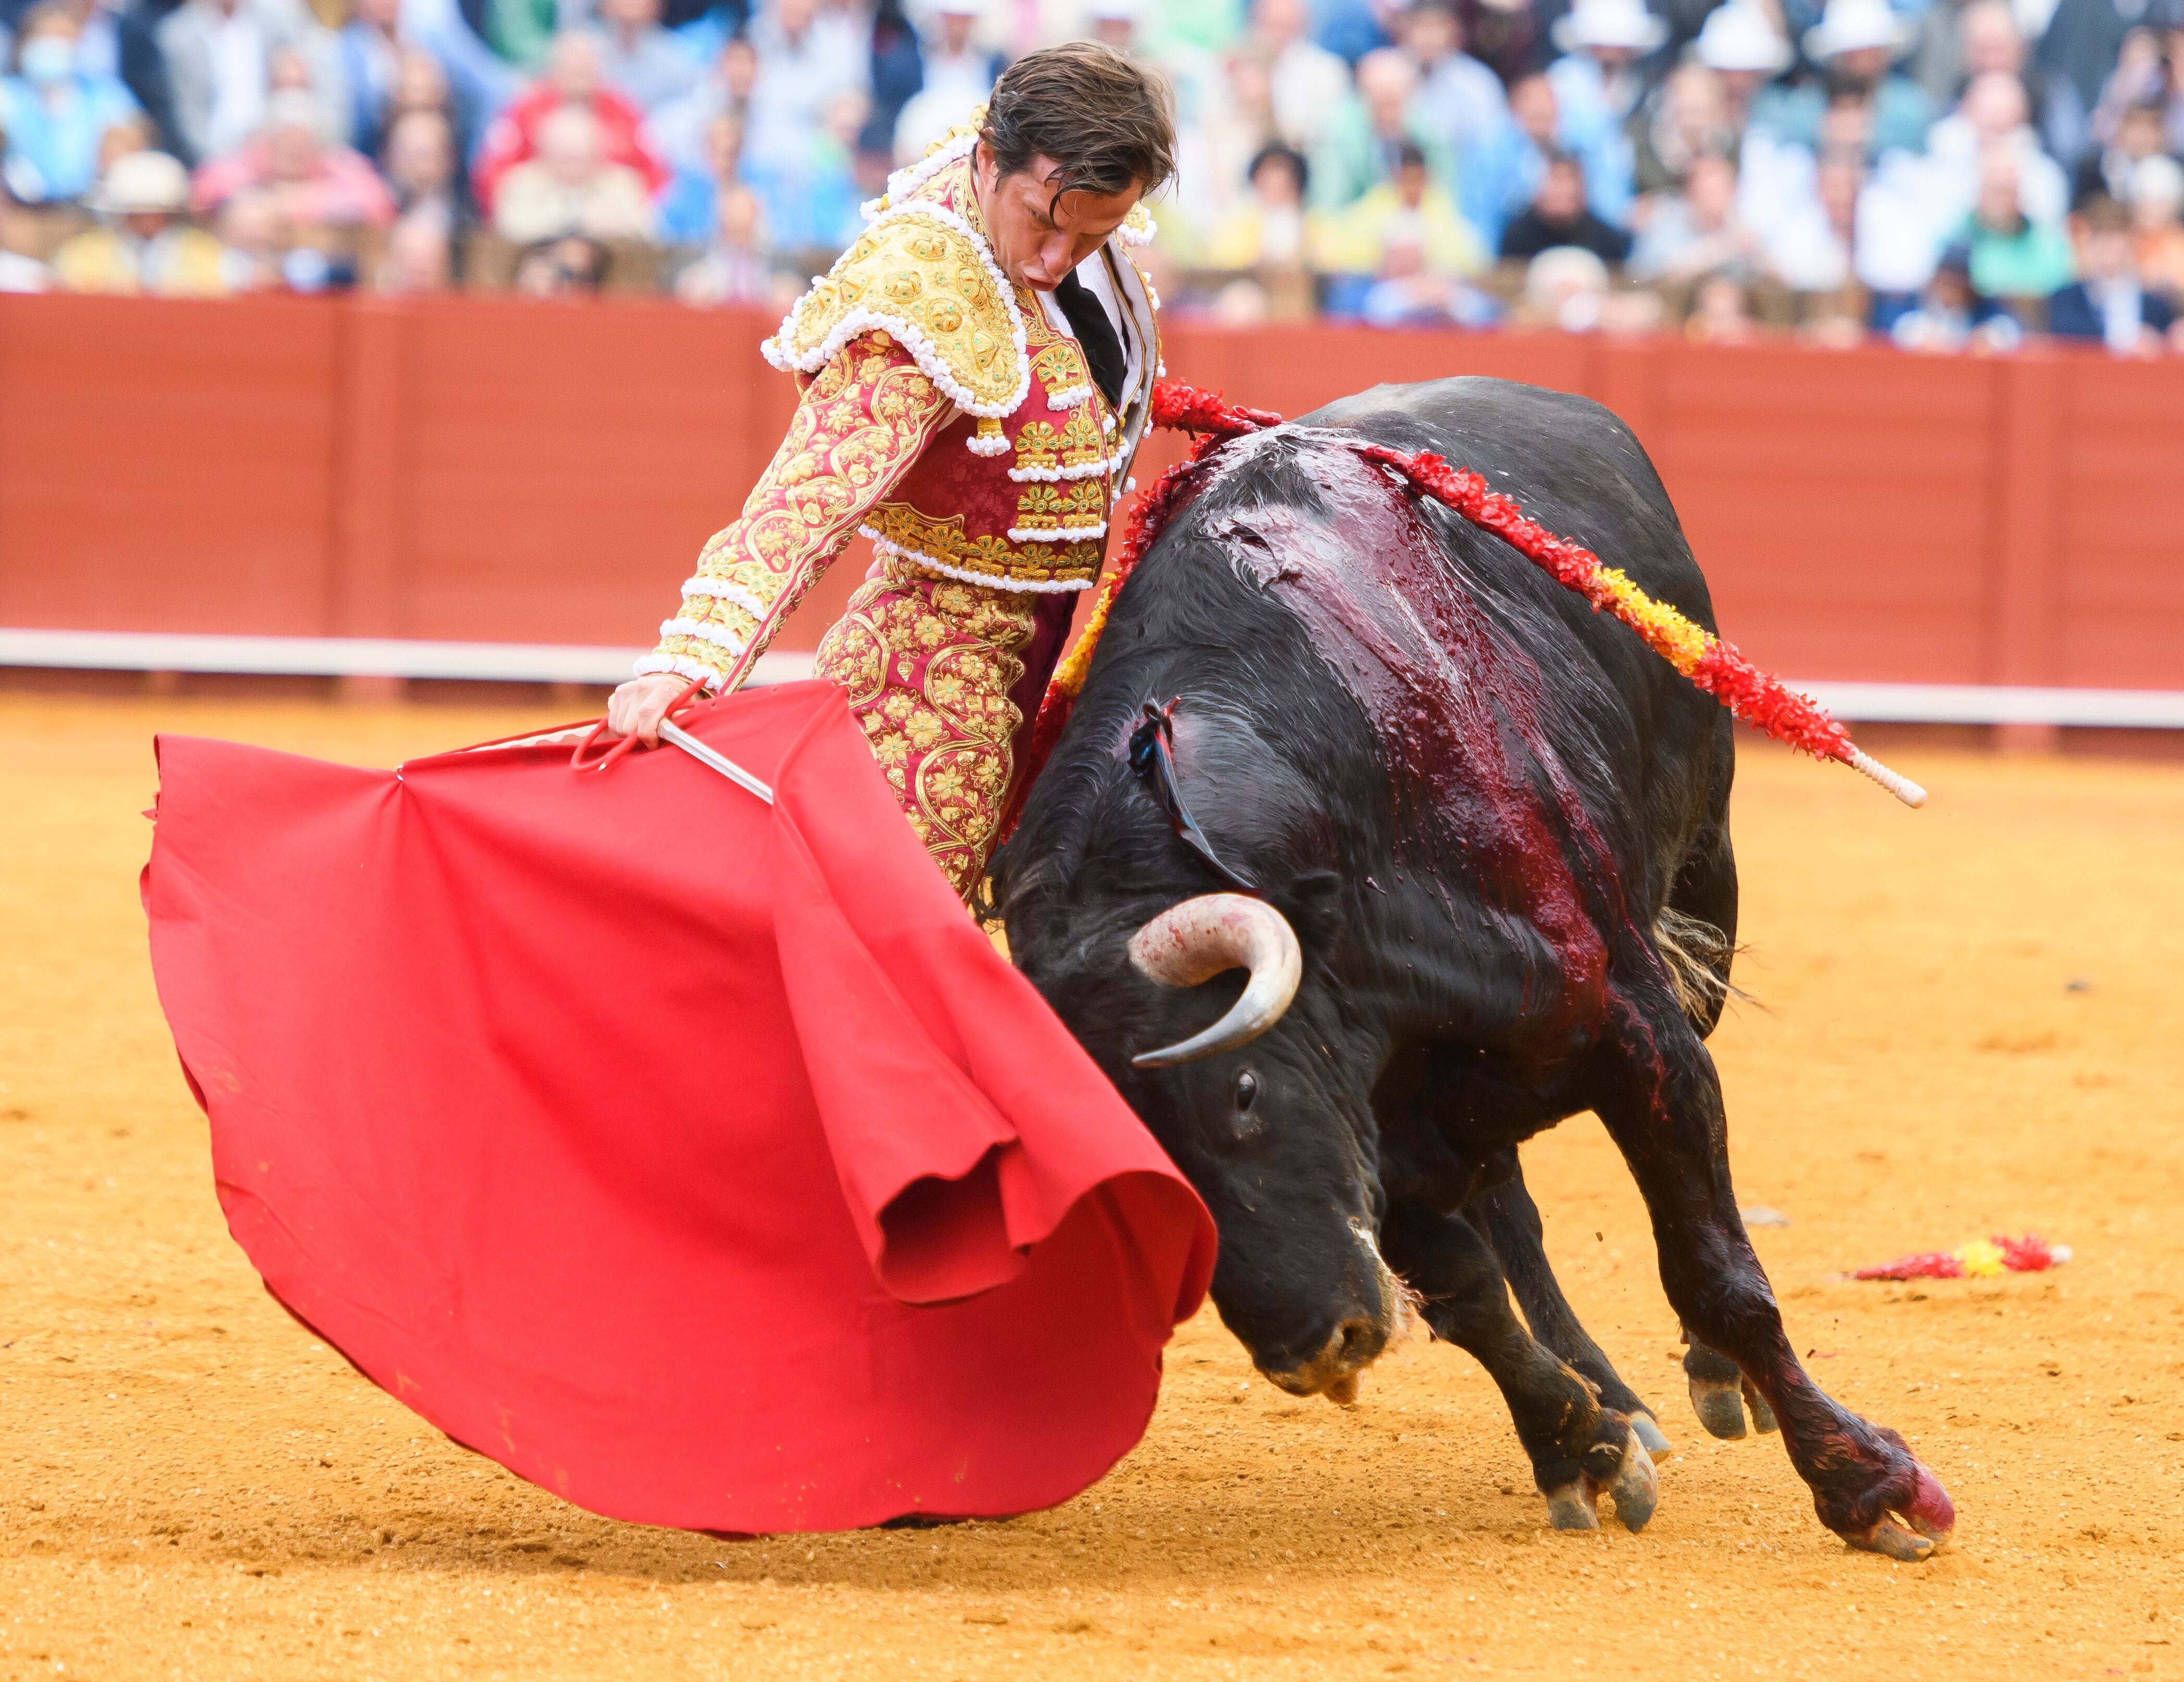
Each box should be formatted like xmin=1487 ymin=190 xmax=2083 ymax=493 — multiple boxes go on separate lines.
xmin=1233 ymin=1070 xmax=1259 ymax=1112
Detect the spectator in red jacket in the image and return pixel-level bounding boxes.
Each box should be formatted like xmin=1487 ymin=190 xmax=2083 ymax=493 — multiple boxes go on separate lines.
xmin=471 ymin=31 xmax=667 ymax=218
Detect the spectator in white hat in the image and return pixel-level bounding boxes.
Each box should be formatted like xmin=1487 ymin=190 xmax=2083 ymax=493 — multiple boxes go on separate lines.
xmin=1773 ymin=0 xmax=1930 ymax=155
xmin=1753 ymin=0 xmax=1936 ymax=156
xmin=1542 ymin=0 xmax=1655 ymax=224
xmin=1547 ymin=0 xmax=1666 ymax=142
xmin=51 ymin=147 xmax=241 ymax=292
xmin=891 ymin=0 xmax=1002 ymax=163
xmin=1692 ymin=3 xmax=1791 ymax=138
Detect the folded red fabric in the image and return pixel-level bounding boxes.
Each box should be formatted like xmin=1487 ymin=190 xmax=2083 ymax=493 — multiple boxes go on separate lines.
xmin=144 ymin=681 xmax=1214 ymax=1534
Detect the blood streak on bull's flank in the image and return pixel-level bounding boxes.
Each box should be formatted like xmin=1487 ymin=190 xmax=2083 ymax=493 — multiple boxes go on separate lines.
xmin=1193 ymin=434 xmax=1618 ymax=1038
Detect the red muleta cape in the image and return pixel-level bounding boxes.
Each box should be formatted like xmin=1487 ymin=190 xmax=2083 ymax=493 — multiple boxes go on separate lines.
xmin=143 ymin=681 xmax=1214 ymax=1535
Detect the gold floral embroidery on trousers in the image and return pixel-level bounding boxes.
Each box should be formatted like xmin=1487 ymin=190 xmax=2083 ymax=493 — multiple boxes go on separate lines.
xmin=811 ymin=558 xmax=1036 ymax=900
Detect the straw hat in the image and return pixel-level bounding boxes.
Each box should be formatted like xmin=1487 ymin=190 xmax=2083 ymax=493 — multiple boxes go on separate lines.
xmin=85 ymin=149 xmax=190 ymax=214
xmin=1694 ymin=4 xmax=1792 ymax=71
xmin=1802 ymin=0 xmax=1909 ymax=60
xmin=1552 ymin=0 xmax=1670 ymax=53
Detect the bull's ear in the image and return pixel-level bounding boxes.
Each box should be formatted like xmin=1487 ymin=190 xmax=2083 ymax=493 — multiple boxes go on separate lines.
xmin=1271 ymin=869 xmax=1344 ymax=959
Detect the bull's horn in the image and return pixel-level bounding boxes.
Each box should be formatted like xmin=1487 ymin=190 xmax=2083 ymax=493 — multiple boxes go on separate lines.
xmin=1127 ymin=893 xmax=1303 ymax=1068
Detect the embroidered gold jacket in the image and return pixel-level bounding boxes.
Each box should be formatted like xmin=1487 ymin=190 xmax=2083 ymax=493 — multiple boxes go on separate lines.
xmin=639 ymin=136 xmax=1163 ymax=693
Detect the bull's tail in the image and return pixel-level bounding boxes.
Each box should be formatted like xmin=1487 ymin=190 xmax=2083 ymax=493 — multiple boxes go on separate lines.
xmin=1651 ymin=908 xmax=1750 ymax=1027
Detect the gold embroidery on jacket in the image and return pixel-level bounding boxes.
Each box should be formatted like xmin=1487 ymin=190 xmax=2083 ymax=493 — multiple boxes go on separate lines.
xmin=864 ymin=502 xmax=1104 ymax=586
xmin=778 ymin=211 xmax=1020 ymax=411
xmin=649 ymin=333 xmax=949 ymax=687
xmin=1011 ymin=480 xmax=1105 ymax=531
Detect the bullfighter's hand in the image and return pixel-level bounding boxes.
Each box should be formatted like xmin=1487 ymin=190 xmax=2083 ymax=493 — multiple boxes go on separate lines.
xmin=605 ymin=673 xmax=692 ymax=747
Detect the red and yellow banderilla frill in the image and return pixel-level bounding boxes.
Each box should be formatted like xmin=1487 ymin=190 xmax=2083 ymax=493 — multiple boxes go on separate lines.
xmin=1006 ymin=380 xmax=1927 ymax=837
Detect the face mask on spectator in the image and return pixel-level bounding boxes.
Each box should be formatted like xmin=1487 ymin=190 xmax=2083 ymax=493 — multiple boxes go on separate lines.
xmin=20 ymin=36 xmax=76 ymax=84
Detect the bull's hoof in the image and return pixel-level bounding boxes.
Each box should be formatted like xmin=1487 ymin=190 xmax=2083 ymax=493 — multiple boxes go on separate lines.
xmin=1606 ymin=1432 xmax=1659 ymax=1533
xmin=1688 ymin=1373 xmax=1749 ymax=1440
xmin=1850 ymin=1519 xmax=1935 ymax=1562
xmin=1543 ymin=1483 xmax=1599 ymax=1531
xmin=1842 ymin=1462 xmax=1955 ymax=1564
xmin=1748 ymin=1385 xmax=1780 ymax=1434
xmin=1630 ymin=1410 xmax=1672 ymax=1455
xmin=1540 ymin=1426 xmax=1657 ymax=1534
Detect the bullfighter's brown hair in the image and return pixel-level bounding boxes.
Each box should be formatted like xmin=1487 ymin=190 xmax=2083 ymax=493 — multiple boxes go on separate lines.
xmin=979 ymin=41 xmax=1176 ymax=214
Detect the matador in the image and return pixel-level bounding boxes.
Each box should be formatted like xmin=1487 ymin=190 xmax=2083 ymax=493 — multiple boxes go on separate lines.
xmin=606 ymin=44 xmax=1173 ymax=899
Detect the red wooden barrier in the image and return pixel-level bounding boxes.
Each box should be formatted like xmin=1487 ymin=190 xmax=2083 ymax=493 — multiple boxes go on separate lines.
xmin=3 ymin=292 xmax=2179 ymax=690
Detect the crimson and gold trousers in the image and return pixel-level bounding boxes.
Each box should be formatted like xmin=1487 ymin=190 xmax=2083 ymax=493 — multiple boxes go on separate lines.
xmin=811 ymin=557 xmax=1066 ymax=901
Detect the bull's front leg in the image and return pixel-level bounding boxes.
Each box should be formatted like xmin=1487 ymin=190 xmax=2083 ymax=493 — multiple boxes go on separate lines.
xmin=1381 ymin=1199 xmax=1658 ymax=1533
xmin=1592 ymin=990 xmax=1955 ymax=1562
xmin=1470 ymin=1150 xmax=1672 ymax=1453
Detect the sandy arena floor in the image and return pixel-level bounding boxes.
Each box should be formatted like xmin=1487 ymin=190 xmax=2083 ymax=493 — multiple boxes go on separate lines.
xmin=2 ymin=692 xmax=2179 ymax=1680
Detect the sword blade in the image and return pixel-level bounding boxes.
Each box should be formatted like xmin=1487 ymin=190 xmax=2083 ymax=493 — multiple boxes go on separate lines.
xmin=659 ymin=720 xmax=775 ymax=806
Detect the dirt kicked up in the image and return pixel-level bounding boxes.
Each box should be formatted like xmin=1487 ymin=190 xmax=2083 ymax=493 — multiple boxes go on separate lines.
xmin=2 ymin=693 xmax=2178 ymax=1681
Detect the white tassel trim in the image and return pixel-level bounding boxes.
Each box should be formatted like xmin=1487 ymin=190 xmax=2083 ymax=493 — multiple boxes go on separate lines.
xmin=659 ymin=616 xmax=751 ymax=659
xmin=858 ymin=129 xmax=978 ymax=221
xmin=679 ymin=577 xmax=768 ymax=619
xmin=1124 ymin=476 xmax=1138 ymax=494
xmin=965 ymin=430 xmax=1012 ymax=456
xmin=1115 ymin=211 xmax=1157 ymax=247
xmin=633 ymin=651 xmax=728 ymax=689
xmin=1005 ymin=521 xmax=1108 ymax=543
xmin=860 ymin=526 xmax=1095 ymax=593
xmin=1008 ymin=455 xmax=1114 ymax=483
xmin=761 ymin=203 xmax=1029 ymax=419
xmin=1046 ymin=383 xmax=1093 ymax=410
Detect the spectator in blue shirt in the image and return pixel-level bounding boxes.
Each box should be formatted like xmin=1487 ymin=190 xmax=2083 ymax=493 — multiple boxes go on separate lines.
xmin=1461 ymin=70 xmax=1630 ymax=250
xmin=0 ymin=1 xmax=141 ymax=202
xmin=657 ymin=106 xmax=739 ymax=243
xmin=2047 ymin=193 xmax=2180 ymax=350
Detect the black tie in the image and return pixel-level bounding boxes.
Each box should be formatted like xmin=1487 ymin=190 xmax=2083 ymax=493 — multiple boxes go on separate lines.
xmin=1053 ymin=269 xmax=1126 ymax=410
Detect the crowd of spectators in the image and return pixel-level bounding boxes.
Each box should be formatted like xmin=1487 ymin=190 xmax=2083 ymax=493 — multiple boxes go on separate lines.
xmin=2 ymin=0 xmax=2181 ymax=352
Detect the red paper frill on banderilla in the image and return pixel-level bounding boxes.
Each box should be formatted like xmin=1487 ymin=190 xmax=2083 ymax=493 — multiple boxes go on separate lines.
xmin=143 ymin=681 xmax=1215 ymax=1536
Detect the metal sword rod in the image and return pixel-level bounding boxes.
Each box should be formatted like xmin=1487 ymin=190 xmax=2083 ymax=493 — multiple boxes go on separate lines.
xmin=659 ymin=720 xmax=775 ymax=805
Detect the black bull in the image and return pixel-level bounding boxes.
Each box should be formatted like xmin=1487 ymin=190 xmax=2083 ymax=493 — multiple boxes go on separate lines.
xmin=994 ymin=377 xmax=1954 ymax=1559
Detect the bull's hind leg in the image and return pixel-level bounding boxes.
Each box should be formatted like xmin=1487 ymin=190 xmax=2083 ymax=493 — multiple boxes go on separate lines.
xmin=1471 ymin=1153 xmax=1672 ymax=1453
xmin=1591 ymin=978 xmax=1955 ymax=1561
xmin=1381 ymin=1200 xmax=1658 ymax=1533
xmin=1653 ymin=795 xmax=1779 ymax=1441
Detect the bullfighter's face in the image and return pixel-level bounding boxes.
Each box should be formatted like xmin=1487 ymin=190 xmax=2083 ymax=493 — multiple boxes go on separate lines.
xmin=972 ymin=143 xmax=1143 ymax=293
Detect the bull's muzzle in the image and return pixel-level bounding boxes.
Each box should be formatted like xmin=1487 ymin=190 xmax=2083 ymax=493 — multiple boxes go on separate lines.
xmin=1257 ymin=1224 xmax=1415 ymax=1406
